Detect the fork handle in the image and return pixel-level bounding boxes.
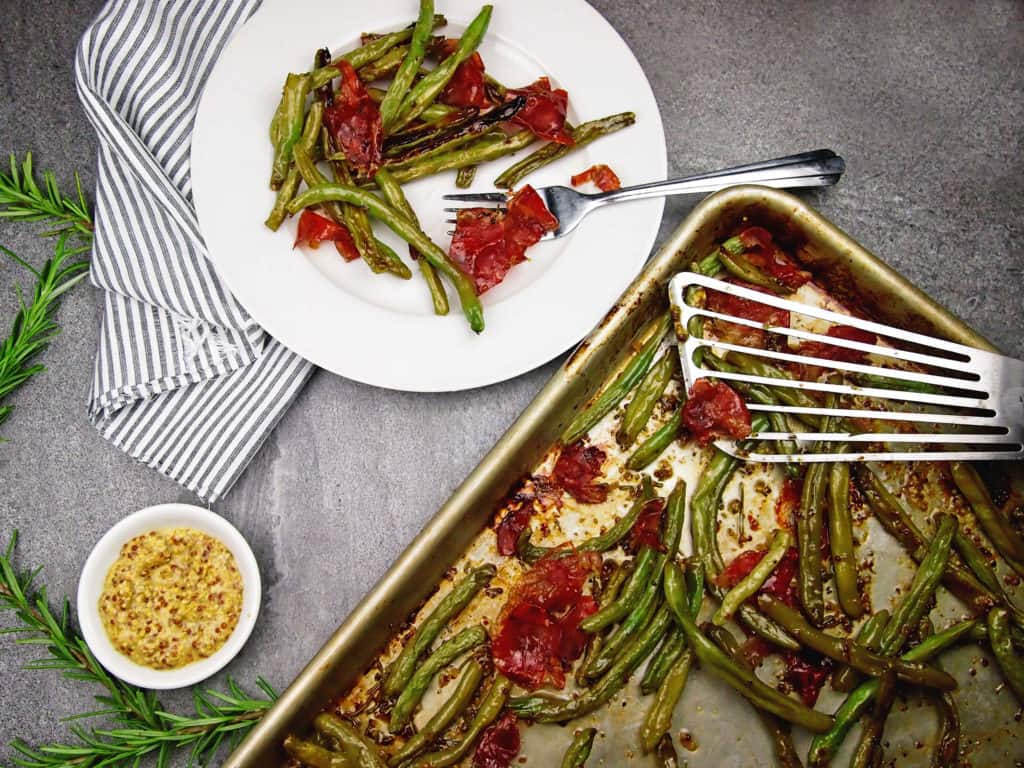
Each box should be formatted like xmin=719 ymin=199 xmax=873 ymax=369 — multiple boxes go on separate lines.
xmin=592 ymin=149 xmax=845 ymax=204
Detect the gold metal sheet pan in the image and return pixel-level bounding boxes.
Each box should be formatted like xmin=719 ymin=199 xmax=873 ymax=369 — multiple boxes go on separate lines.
xmin=224 ymin=186 xmax=1016 ymax=768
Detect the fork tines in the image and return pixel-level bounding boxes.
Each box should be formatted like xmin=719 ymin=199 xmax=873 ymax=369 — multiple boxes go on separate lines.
xmin=667 ymin=272 xmax=1024 ymax=463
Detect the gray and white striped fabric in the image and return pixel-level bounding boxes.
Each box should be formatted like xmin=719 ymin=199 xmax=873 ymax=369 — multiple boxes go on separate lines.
xmin=75 ymin=0 xmax=314 ymax=501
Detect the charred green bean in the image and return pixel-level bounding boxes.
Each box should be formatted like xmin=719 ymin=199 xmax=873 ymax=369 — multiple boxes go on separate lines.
xmin=952 ymin=462 xmax=1024 ymax=576
xmin=639 ymin=647 xmax=694 ymax=754
xmin=849 ymin=671 xmax=896 ymax=768
xmin=641 ymin=627 xmax=686 ymax=695
xmin=383 ymin=565 xmax=495 ymax=698
xmin=663 ymin=563 xmax=831 ymax=731
xmin=314 ymin=713 xmax=387 ymax=768
xmin=828 ymin=459 xmax=863 ymax=618
xmin=379 ymin=0 xmax=435 ymax=130
xmin=758 ymin=596 xmax=955 ymax=690
xmin=807 ymin=619 xmax=975 ymax=766
xmin=617 ymin=349 xmax=679 ymax=448
xmin=283 ymin=736 xmax=350 ymax=768
xmin=626 ymin=406 xmax=682 ymax=470
xmin=559 ymin=728 xmax=596 ymax=768
xmin=494 ymin=112 xmax=637 ymax=188
xmin=387 ymin=659 xmax=483 ymax=766
xmin=832 ymin=610 xmax=890 ymax=692
xmin=411 ymin=674 xmax=511 ymax=768
xmin=797 ymin=461 xmax=828 ymax=625
xmin=987 ymin=607 xmax=1024 ymax=704
xmin=563 ymin=313 xmax=672 ymax=444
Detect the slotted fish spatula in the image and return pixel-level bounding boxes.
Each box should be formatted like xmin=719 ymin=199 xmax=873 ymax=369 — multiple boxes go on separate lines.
xmin=667 ymin=272 xmax=1024 ymax=463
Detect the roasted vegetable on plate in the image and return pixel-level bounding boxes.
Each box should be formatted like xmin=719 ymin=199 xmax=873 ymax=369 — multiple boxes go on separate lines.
xmin=266 ymin=0 xmax=637 ymax=332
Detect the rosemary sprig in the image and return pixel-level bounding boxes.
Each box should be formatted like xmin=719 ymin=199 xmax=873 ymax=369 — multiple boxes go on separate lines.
xmin=0 ymin=237 xmax=90 ymax=430
xmin=0 ymin=152 xmax=93 ymax=432
xmin=1 ymin=531 xmax=277 ymax=767
xmin=0 ymin=153 xmax=93 ymax=240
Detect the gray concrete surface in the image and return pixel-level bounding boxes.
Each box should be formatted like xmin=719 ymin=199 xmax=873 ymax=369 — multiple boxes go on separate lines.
xmin=1 ymin=0 xmax=1021 ymax=762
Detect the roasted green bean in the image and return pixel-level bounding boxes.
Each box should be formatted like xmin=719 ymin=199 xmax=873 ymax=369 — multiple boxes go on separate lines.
xmin=387 ymin=660 xmax=483 ymax=766
xmin=832 ymin=610 xmax=890 ymax=692
xmin=876 ymin=515 xmax=956 ymax=656
xmin=357 ymin=45 xmax=409 ymax=83
xmin=393 ymin=6 xmax=492 ymax=130
xmin=576 ymin=561 xmax=630 ymax=688
xmin=690 ymin=434 xmax=799 ymax=651
xmin=383 ymin=565 xmax=495 ymax=698
xmin=379 ymin=0 xmax=435 ymax=130
xmin=626 ymin=406 xmax=682 ymax=470
xmin=797 ymin=461 xmax=829 ymax=626
xmin=580 ymin=547 xmax=658 ymax=633
xmin=952 ymin=462 xmax=1024 ymax=577
xmin=639 ymin=647 xmax=694 ymax=754
xmin=705 ymin=623 xmax=803 ymax=768
xmin=849 ymin=671 xmax=896 ymax=768
xmin=641 ymin=627 xmax=686 ymax=695
xmin=584 ymin=582 xmax=659 ymax=678
xmin=617 ymin=349 xmax=679 ymax=448
xmin=390 ymin=625 xmax=487 ymax=730
xmin=411 ymin=674 xmax=511 ymax=768
xmin=288 ymin=183 xmax=484 ymax=332
xmin=494 ymin=112 xmax=637 ymax=188
xmin=374 ymin=167 xmax=448 ymax=315
xmin=265 ymin=100 xmax=323 ymax=230
xmin=270 ymin=73 xmax=312 ymax=189
xmin=806 ymin=619 xmax=975 ymax=766
xmin=519 ymin=479 xmax=656 ymax=564
xmin=663 ymin=563 xmax=831 ymax=731
xmin=713 ymin=528 xmax=792 ymax=626
xmin=930 ymin=691 xmax=961 ymax=768
xmin=717 ymin=242 xmax=790 ymax=294
xmin=828 ymin=459 xmax=863 ymax=618
xmin=381 ymin=129 xmax=536 ymax=184
xmin=508 ymin=605 xmax=672 ymax=722
xmin=283 ymin=735 xmax=351 ymax=768
xmin=564 ymin=313 xmax=672 ymax=444
xmin=758 ymin=596 xmax=955 ymax=689
xmin=987 ymin=607 xmax=1024 ymax=704
xmin=559 ymin=728 xmax=596 ymax=768
xmin=855 ymin=465 xmax=996 ymax=616
xmin=314 ymin=713 xmax=387 ymax=768
xmin=310 ymin=16 xmax=448 ymax=89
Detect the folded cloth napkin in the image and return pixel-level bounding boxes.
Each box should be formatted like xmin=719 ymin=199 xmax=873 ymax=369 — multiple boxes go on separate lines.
xmin=75 ymin=0 xmax=315 ymax=502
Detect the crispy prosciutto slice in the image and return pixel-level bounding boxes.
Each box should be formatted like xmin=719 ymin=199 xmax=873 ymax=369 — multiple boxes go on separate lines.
xmin=492 ymin=551 xmax=601 ymax=689
xmin=322 ymin=61 xmax=383 ymax=176
xmin=681 ymin=379 xmax=752 ymax=445
xmin=571 ymin=164 xmax=621 ymax=191
xmin=505 ymin=77 xmax=573 ymax=145
xmin=551 ymin=440 xmax=609 ymax=504
xmin=736 ymin=226 xmax=811 ymax=290
xmin=293 ymin=210 xmax=360 ymax=261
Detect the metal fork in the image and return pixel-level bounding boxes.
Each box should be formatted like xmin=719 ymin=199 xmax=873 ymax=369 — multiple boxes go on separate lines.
xmin=667 ymin=272 xmax=1024 ymax=463
xmin=442 ymin=149 xmax=845 ymax=239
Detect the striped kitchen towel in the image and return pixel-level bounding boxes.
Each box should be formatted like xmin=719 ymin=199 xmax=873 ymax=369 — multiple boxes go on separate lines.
xmin=75 ymin=0 xmax=314 ymax=502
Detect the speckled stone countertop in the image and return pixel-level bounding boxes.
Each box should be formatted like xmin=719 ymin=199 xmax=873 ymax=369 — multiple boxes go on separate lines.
xmin=1 ymin=0 xmax=1021 ymax=762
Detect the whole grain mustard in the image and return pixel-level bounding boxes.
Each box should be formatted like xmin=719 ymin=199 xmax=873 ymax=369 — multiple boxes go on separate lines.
xmin=98 ymin=528 xmax=243 ymax=670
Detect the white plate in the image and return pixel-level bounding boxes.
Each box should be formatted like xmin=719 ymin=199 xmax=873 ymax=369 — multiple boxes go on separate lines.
xmin=192 ymin=0 xmax=666 ymax=391
xmin=77 ymin=504 xmax=261 ymax=690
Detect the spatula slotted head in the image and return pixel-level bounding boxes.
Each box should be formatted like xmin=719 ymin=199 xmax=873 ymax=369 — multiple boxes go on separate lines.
xmin=667 ymin=272 xmax=1024 ymax=463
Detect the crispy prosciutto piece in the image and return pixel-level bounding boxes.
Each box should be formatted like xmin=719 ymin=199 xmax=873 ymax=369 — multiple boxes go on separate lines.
xmin=551 ymin=440 xmax=609 ymax=504
xmin=571 ymin=164 xmax=621 ymax=191
xmin=716 ymin=546 xmax=800 ymax=609
xmin=473 ymin=712 xmax=520 ymax=768
xmin=705 ymin=279 xmax=790 ymax=350
xmin=736 ymin=226 xmax=811 ymax=290
xmin=494 ymin=476 xmax=561 ymax=556
xmin=774 ymin=478 xmax=801 ymax=531
xmin=322 ymin=61 xmax=383 ymax=176
xmin=436 ymin=39 xmax=490 ymax=109
xmin=506 ymin=77 xmax=573 ymax=145
xmin=293 ymin=210 xmax=360 ymax=261
xmin=782 ymin=650 xmax=831 ymax=706
xmin=492 ymin=551 xmax=601 ymax=689
xmin=448 ymin=185 xmax=558 ymax=293
xmin=681 ymin=379 xmax=752 ymax=445
xmin=629 ymin=498 xmax=667 ymax=552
